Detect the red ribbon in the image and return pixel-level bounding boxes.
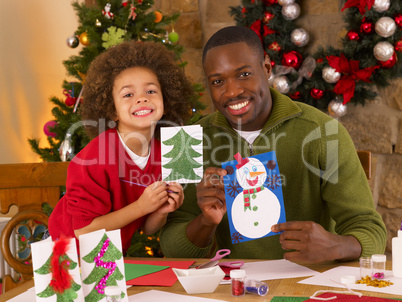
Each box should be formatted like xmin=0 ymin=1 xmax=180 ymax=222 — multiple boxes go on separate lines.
xmin=326 ymin=54 xmax=378 ymax=104
xmin=250 ymin=19 xmax=275 ymax=43
xmin=341 ymin=0 xmax=374 ymax=15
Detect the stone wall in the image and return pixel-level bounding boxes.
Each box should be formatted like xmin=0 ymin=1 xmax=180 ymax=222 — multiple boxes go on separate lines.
xmin=156 ymin=0 xmax=402 ymax=254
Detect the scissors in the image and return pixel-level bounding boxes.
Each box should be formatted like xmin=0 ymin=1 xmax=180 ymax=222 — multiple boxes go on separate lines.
xmin=197 ymin=249 xmax=244 ymax=269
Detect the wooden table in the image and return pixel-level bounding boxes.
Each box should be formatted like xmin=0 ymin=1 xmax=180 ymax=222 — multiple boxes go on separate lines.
xmin=0 ymin=259 xmax=398 ymax=301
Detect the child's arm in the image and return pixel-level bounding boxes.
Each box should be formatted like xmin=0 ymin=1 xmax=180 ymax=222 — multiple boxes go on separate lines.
xmin=74 ymin=181 xmax=169 ymax=239
xmin=142 ymin=182 xmax=184 ymax=235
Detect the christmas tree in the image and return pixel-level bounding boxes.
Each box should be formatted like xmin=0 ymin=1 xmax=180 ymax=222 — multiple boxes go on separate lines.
xmin=230 ymin=0 xmax=402 ymax=116
xmin=28 ymin=0 xmax=205 ymax=162
xmin=162 ymin=128 xmax=202 ymax=181
xmin=82 ymin=234 xmax=125 ymax=301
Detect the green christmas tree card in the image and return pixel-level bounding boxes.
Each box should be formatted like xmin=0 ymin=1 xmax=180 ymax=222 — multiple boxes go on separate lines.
xmin=161 ymin=125 xmax=203 ymax=183
xmin=79 ymin=229 xmax=128 ymax=302
xmin=31 ymin=236 xmax=84 ymax=301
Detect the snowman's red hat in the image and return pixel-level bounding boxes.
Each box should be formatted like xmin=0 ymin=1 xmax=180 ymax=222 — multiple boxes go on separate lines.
xmin=234 ymin=152 xmax=249 ymax=169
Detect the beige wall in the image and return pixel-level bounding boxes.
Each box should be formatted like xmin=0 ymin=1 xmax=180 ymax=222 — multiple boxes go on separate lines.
xmin=0 ymin=1 xmax=81 ymax=164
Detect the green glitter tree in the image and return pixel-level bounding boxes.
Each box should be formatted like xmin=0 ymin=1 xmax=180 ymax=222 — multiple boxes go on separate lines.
xmin=162 ymin=128 xmax=202 ymax=181
xmin=82 ymin=234 xmax=125 ymax=302
xmin=35 ymin=253 xmax=81 ymax=301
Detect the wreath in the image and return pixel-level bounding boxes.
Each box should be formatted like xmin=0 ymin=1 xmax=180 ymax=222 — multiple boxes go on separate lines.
xmin=230 ymin=0 xmax=402 ymax=117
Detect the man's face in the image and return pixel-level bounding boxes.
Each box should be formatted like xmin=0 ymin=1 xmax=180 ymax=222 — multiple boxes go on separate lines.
xmin=203 ymin=42 xmax=272 ymax=131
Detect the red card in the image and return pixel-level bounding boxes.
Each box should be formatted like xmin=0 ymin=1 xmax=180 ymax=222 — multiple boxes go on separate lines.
xmin=305 ymin=293 xmax=399 ymax=301
xmin=124 ymin=259 xmax=195 ymax=286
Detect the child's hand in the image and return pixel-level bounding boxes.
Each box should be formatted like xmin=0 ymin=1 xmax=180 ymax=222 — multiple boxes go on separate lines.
xmin=138 ymin=181 xmax=169 ymax=214
xmin=155 ymin=182 xmax=184 ymax=214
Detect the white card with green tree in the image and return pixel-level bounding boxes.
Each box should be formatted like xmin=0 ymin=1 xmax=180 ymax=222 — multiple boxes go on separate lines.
xmin=161 ymin=125 xmax=203 ymax=183
xmin=79 ymin=229 xmax=128 ymax=302
xmin=31 ymin=236 xmax=84 ymax=301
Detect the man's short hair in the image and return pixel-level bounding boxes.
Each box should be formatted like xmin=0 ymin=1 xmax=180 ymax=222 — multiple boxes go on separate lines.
xmin=202 ymin=26 xmax=265 ymax=65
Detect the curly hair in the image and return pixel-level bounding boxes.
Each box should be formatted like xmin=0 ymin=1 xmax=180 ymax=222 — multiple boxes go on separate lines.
xmin=81 ymin=41 xmax=193 ymax=138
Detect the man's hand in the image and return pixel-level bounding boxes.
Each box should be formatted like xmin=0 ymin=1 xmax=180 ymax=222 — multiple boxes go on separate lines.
xmin=271 ymin=221 xmax=361 ymax=263
xmin=196 ymin=167 xmax=228 ymax=226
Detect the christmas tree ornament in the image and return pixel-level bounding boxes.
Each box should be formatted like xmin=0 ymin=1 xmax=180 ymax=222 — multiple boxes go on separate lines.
xmin=44 ymin=121 xmax=58 ymax=138
xmin=60 ymin=133 xmax=74 ymax=162
xmin=154 ymin=11 xmax=163 ymax=23
xmin=129 ymin=4 xmax=137 ymax=20
xmin=379 ymin=51 xmax=397 ymax=68
xmin=372 ymin=0 xmax=390 ymax=12
xmin=278 ymin=0 xmax=294 ymax=5
xmin=262 ymin=0 xmax=278 ymax=5
xmin=347 ymin=31 xmax=360 ymax=41
xmin=375 ymin=17 xmax=396 ymax=38
xmin=281 ymin=3 xmax=300 ymax=20
xmin=328 ymin=97 xmax=347 ymax=118
xmin=273 ymin=76 xmax=290 ymax=94
xmin=63 ymin=89 xmax=77 ymax=107
xmin=263 ymin=11 xmax=274 ymax=23
xmin=322 ymin=66 xmax=341 ymax=83
xmin=79 ymin=32 xmax=90 ymax=46
xmin=168 ymin=31 xmax=179 ymax=43
xmin=373 ymin=41 xmax=394 ymax=61
xmin=310 ymin=88 xmax=324 ymax=100
xmin=122 ymin=0 xmax=129 ymax=7
xmin=282 ymin=51 xmax=302 ymax=69
xmin=360 ymin=20 xmax=373 ymax=34
xmin=66 ymin=35 xmax=79 ymax=48
xmin=95 ymin=19 xmax=102 ymax=27
xmin=395 ymin=40 xmax=402 ymax=52
xmin=395 ymin=14 xmax=402 ymax=28
xmin=102 ymin=3 xmax=114 ymax=19
xmin=290 ymin=28 xmax=309 ymax=47
xmin=102 ymin=26 xmax=125 ymax=49
xmin=289 ymin=91 xmax=301 ymax=99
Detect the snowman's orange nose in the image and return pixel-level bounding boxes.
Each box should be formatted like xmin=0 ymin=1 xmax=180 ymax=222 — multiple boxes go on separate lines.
xmin=249 ymin=171 xmax=265 ymax=178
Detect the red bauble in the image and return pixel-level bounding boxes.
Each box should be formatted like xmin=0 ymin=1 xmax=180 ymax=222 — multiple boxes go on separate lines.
xmin=379 ymin=52 xmax=397 ymax=68
xmin=65 ymin=96 xmax=77 ymax=106
xmin=310 ymin=88 xmax=324 ymax=99
xmin=282 ymin=51 xmax=303 ymax=69
xmin=395 ymin=40 xmax=402 ymax=52
xmin=262 ymin=0 xmax=278 ymax=5
xmin=347 ymin=31 xmax=360 ymax=41
xmin=290 ymin=91 xmax=301 ymax=99
xmin=270 ymin=60 xmax=275 ymax=67
xmin=360 ymin=21 xmax=373 ymax=34
xmin=263 ymin=11 xmax=274 ymax=23
xmin=395 ymin=14 xmax=402 ymax=28
xmin=241 ymin=7 xmax=247 ymax=15
xmin=44 ymin=121 xmax=58 ymax=138
xmin=316 ymin=58 xmax=324 ymax=64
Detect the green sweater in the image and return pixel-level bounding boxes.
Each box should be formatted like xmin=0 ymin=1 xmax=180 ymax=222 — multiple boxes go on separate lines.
xmin=160 ymin=88 xmax=386 ymax=259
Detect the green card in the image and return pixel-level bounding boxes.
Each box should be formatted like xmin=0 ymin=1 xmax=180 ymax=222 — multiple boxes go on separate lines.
xmin=124 ymin=263 xmax=170 ymax=281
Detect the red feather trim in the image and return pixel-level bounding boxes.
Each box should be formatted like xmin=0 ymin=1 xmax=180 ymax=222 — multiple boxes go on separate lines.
xmin=49 ymin=235 xmax=73 ymax=293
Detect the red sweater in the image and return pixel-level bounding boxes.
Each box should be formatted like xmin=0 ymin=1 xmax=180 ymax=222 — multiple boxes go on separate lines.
xmin=49 ymin=129 xmax=161 ymax=253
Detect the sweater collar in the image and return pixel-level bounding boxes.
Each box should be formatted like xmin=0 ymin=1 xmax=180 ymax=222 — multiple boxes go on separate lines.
xmin=210 ymin=87 xmax=302 ymax=134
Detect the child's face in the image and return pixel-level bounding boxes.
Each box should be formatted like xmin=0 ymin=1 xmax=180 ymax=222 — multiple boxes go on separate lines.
xmin=113 ymin=66 xmax=164 ymax=136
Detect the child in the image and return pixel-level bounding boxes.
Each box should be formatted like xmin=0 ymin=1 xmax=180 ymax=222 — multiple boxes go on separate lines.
xmin=48 ymin=41 xmax=194 ymax=253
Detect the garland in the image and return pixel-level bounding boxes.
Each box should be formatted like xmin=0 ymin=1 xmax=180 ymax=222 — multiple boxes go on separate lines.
xmin=230 ymin=0 xmax=402 ymax=117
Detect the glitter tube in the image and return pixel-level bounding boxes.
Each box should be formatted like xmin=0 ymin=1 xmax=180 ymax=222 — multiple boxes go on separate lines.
xmin=230 ymin=269 xmax=245 ymax=296
xmin=245 ymin=279 xmax=269 ymax=296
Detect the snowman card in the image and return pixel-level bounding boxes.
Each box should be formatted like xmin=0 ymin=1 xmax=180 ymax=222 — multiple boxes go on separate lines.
xmin=222 ymin=151 xmax=286 ymax=244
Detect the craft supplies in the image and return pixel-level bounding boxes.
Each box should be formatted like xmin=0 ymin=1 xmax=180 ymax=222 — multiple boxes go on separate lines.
xmin=231 ymin=269 xmax=246 ymax=296
xmin=245 ymin=279 xmax=268 ymax=296
xmin=392 ymin=229 xmax=402 ymax=278
xmin=356 ymin=276 xmax=393 ymax=288
xmin=105 ymin=286 xmax=121 ymax=302
xmin=371 ymin=254 xmax=386 ymax=279
xmin=359 ymin=256 xmax=372 ymax=278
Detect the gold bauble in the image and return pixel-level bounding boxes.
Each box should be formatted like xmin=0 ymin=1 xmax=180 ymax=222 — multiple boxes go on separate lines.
xmin=95 ymin=19 xmax=102 ymax=27
xmin=79 ymin=32 xmax=90 ymax=46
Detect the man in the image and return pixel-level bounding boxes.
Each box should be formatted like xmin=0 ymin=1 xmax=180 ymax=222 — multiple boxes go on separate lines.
xmin=159 ymin=26 xmax=386 ymax=263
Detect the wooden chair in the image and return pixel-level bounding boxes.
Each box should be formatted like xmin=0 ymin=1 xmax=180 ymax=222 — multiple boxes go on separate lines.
xmin=0 ymin=162 xmax=69 ymax=293
xmin=357 ymin=150 xmax=371 ymax=180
